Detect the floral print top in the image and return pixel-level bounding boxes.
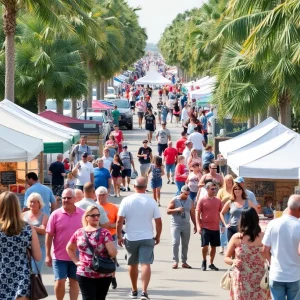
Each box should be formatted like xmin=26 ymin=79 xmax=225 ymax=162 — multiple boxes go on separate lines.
xmin=70 ymin=228 xmax=113 ymax=278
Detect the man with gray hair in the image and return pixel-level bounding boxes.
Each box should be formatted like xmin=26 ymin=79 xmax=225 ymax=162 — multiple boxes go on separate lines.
xmin=262 ymin=194 xmax=300 ymax=299
xmin=167 ymin=185 xmax=196 ymax=269
xmin=196 ymin=182 xmax=222 ymax=271
xmin=116 ymin=177 xmax=162 ymax=300
xmin=48 ymin=154 xmax=66 ymax=198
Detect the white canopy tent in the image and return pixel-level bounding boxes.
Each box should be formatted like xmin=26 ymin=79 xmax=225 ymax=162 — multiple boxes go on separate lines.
xmin=0 ymin=124 xmax=43 ymax=162
xmin=190 ymin=86 xmax=215 ymax=98
xmin=136 ymin=71 xmax=172 ymax=85
xmin=219 ymin=117 xmax=293 ymax=158
xmin=227 ymin=131 xmax=300 ymax=179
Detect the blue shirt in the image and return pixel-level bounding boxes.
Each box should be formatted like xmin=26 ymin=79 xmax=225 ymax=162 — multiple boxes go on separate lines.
xmin=206 ymin=111 xmax=214 ymax=119
xmin=202 ymin=151 xmax=215 ymax=165
xmin=262 ymin=206 xmax=274 ymax=216
xmin=94 ymin=167 xmax=111 ymax=189
xmin=24 ymin=182 xmax=56 ymax=216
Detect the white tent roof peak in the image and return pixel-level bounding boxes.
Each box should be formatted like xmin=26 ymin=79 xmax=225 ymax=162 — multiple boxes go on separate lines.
xmin=135 ymin=71 xmax=172 ymax=85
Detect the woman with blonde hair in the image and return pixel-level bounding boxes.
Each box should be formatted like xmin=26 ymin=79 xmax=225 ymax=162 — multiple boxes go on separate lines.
xmin=22 ymin=193 xmax=48 ymax=273
xmin=220 ymin=182 xmax=257 ymax=241
xmin=67 ymin=205 xmax=117 ymax=300
xmin=0 ymin=192 xmax=41 ymax=299
xmin=217 ymin=175 xmax=234 ymax=254
xmin=187 ymin=148 xmax=202 ymax=171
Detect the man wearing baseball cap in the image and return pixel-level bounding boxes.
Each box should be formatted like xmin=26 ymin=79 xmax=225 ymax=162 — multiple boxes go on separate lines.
xmin=120 ymin=145 xmax=136 ymax=191
xmin=234 ymin=177 xmax=258 ymax=206
xmin=182 ymin=140 xmax=193 ymax=164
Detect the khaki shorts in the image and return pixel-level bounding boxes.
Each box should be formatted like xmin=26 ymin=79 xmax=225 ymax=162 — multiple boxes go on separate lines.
xmin=125 ymin=238 xmax=155 ymax=265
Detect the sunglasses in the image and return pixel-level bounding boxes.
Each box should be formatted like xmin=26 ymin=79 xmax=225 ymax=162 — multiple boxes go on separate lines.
xmin=234 ymin=188 xmax=242 ymax=191
xmin=210 ymin=188 xmax=217 ymax=191
xmin=62 ymin=196 xmax=72 ymax=200
xmin=182 ymin=192 xmax=190 ymax=196
xmin=87 ymin=214 xmax=100 ymax=218
xmin=210 ymin=167 xmax=218 ymax=170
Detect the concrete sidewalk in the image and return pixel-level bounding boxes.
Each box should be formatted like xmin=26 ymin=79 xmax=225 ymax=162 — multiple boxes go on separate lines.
xmin=42 ymin=76 xmax=229 ymax=299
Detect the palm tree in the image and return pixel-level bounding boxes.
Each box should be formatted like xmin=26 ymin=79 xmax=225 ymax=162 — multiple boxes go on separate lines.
xmin=2 ymin=0 xmax=93 ymax=102
xmin=15 ymin=15 xmax=87 ymax=113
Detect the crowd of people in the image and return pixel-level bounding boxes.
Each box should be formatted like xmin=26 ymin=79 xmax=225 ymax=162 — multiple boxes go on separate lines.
xmin=0 ymin=68 xmax=300 ymax=300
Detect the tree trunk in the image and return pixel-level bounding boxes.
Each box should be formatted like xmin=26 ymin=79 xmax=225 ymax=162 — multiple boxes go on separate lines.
xmin=71 ymin=97 xmax=77 ymax=118
xmin=4 ymin=3 xmax=17 ymax=101
xmin=278 ymin=91 xmax=292 ymax=128
xmin=247 ymin=116 xmax=254 ymax=129
xmin=96 ymin=81 xmax=101 ymax=100
xmin=253 ymin=114 xmax=258 ymax=126
xmin=267 ymin=105 xmax=278 ymax=120
xmin=100 ymin=81 xmax=105 ymax=99
xmin=37 ymin=91 xmax=46 ymax=113
xmin=104 ymin=81 xmax=107 ymax=95
xmin=258 ymin=109 xmax=267 ymax=123
xmin=56 ymin=100 xmax=63 ymax=115
xmin=87 ymin=79 xmax=93 ymax=108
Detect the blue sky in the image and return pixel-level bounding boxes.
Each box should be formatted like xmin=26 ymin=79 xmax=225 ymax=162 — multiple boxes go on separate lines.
xmin=127 ymin=0 xmax=204 ymax=43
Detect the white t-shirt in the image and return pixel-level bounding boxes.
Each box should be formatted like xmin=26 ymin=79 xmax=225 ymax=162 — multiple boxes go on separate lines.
xmin=101 ymin=156 xmax=113 ymax=171
xmin=262 ymin=215 xmax=300 ymax=282
xmin=168 ymin=99 xmax=175 ymax=109
xmin=118 ymin=193 xmax=161 ymax=241
xmin=75 ymin=161 xmax=94 ymax=186
xmin=188 ymin=132 xmax=205 ymax=150
xmin=181 ymin=107 xmax=188 ymax=122
xmin=182 ymin=148 xmax=191 ymax=164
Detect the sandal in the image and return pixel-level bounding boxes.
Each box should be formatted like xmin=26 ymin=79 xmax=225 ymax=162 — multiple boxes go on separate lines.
xmin=172 ymin=263 xmax=178 ymax=269
xmin=182 ymin=263 xmax=192 ymax=269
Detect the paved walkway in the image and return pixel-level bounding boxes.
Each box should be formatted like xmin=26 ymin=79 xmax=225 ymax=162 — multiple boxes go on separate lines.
xmin=42 ymin=76 xmax=229 ymax=299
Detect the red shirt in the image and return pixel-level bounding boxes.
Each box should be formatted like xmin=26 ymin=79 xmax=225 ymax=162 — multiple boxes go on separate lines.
xmin=175 ymin=163 xmax=188 ymax=182
xmin=196 ymin=196 xmax=222 ymax=231
xmin=163 ymin=147 xmax=177 ymax=165
xmin=113 ymin=130 xmax=123 ymax=145
xmin=176 ymin=138 xmax=187 ymax=154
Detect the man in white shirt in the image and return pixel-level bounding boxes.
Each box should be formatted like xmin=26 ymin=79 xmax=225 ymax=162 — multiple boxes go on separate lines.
xmin=101 ymin=147 xmax=113 ymax=170
xmin=182 ymin=140 xmax=193 ymax=164
xmin=234 ymin=177 xmax=258 ymax=206
xmin=72 ymin=152 xmax=94 ymax=191
xmin=262 ymin=194 xmax=300 ymax=300
xmin=116 ymin=177 xmax=162 ymax=300
xmin=181 ymin=103 xmax=189 ymax=126
xmin=188 ymin=126 xmax=206 ymax=157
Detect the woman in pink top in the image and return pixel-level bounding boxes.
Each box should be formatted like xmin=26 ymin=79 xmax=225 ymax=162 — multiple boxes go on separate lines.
xmin=67 ymin=206 xmax=117 ymax=300
xmin=186 ymin=162 xmax=202 ymax=202
xmin=105 ymin=134 xmax=118 ymax=154
xmin=111 ymin=125 xmax=124 ymax=153
xmin=175 ymin=155 xmax=189 ymax=195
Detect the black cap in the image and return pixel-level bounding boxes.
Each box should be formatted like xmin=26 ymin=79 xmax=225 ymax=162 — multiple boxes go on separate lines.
xmin=82 ymin=152 xmax=88 ymax=157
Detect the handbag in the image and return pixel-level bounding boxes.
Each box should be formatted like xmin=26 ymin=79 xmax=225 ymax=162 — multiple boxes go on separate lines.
xmin=260 ymin=263 xmax=270 ymax=290
xmin=84 ymin=229 xmax=116 ymax=274
xmin=131 ymin=170 xmax=138 ymax=179
xmin=27 ymin=249 xmax=48 ymax=300
xmin=220 ymin=264 xmax=235 ymax=290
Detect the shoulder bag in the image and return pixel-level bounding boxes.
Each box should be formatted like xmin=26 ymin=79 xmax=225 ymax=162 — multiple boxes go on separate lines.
xmin=260 ymin=263 xmax=270 ymax=290
xmin=27 ymin=248 xmax=48 ymax=300
xmin=84 ymin=229 xmax=116 ymax=274
xmin=220 ymin=263 xmax=235 ymax=290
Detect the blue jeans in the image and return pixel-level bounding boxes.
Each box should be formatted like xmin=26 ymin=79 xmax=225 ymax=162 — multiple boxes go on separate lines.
xmin=189 ymin=191 xmax=197 ymax=202
xmin=270 ymin=279 xmax=300 ymax=300
xmin=32 ymin=246 xmax=46 ymax=274
xmin=220 ymin=213 xmax=230 ymax=247
xmin=162 ymin=114 xmax=167 ymax=123
xmin=175 ymin=181 xmax=185 ymax=195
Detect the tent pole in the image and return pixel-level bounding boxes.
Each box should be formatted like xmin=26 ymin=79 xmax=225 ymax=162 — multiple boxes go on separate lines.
xmin=25 ymin=162 xmax=28 ymax=189
xmin=39 ymin=152 xmax=44 ymax=184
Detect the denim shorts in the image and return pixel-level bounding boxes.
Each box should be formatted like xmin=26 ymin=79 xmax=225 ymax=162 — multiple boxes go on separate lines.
xmin=151 ymin=178 xmax=162 ymax=189
xmin=53 ymin=259 xmax=77 ymax=281
xmin=166 ymin=163 xmax=175 ymax=174
xmin=122 ymin=169 xmax=132 ymax=178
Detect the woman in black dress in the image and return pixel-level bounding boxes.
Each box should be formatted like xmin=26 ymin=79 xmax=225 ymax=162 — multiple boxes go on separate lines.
xmin=110 ymin=154 xmax=124 ymax=197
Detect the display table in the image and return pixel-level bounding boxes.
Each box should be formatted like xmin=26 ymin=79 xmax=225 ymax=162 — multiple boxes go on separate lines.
xmin=259 ymin=215 xmax=272 ymax=232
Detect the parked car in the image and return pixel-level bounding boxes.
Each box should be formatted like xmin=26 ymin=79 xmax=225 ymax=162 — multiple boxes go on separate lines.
xmin=79 ymin=112 xmax=111 ymax=140
xmin=108 ymin=99 xmax=133 ymax=130
xmin=104 ymin=86 xmax=117 ymax=99
xmin=45 ymin=99 xmax=82 ymax=117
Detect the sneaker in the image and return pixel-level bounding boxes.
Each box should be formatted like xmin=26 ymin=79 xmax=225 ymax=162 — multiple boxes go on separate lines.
xmin=171 ymin=181 xmax=175 ymax=184
xmin=129 ymin=290 xmax=138 ymax=299
xmin=140 ymin=291 xmax=150 ymax=300
xmin=167 ymin=180 xmax=170 ymax=184
xmin=209 ymin=264 xmax=219 ymax=271
xmin=202 ymin=260 xmax=207 ymax=271
xmin=146 ymin=189 xmax=150 ymax=192
xmin=127 ymin=186 xmax=131 ymax=192
xmin=111 ymin=277 xmax=117 ymax=289
xmin=120 ymin=186 xmax=126 ymax=192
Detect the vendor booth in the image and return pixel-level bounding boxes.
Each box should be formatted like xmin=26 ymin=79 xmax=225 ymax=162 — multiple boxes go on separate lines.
xmin=135 ymin=70 xmax=172 ymax=85
xmin=219 ymin=118 xmax=299 ymax=210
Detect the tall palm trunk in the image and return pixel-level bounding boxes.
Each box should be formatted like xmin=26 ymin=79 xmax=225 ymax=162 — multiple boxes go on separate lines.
xmin=87 ymin=60 xmax=93 ymax=108
xmin=37 ymin=91 xmax=46 ymax=113
xmin=100 ymin=81 xmax=105 ymax=99
xmin=267 ymin=105 xmax=278 ymax=120
xmin=247 ymin=116 xmax=254 ymax=129
xmin=56 ymin=100 xmax=63 ymax=115
xmin=258 ymin=109 xmax=267 ymax=124
xmin=96 ymin=81 xmax=100 ymax=100
xmin=71 ymin=97 xmax=77 ymax=118
xmin=4 ymin=2 xmax=17 ymax=101
xmin=278 ymin=91 xmax=292 ymax=128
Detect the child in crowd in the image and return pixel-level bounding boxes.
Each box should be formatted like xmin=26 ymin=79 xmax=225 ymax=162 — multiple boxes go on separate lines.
xmin=64 ymin=172 xmax=75 ymax=189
